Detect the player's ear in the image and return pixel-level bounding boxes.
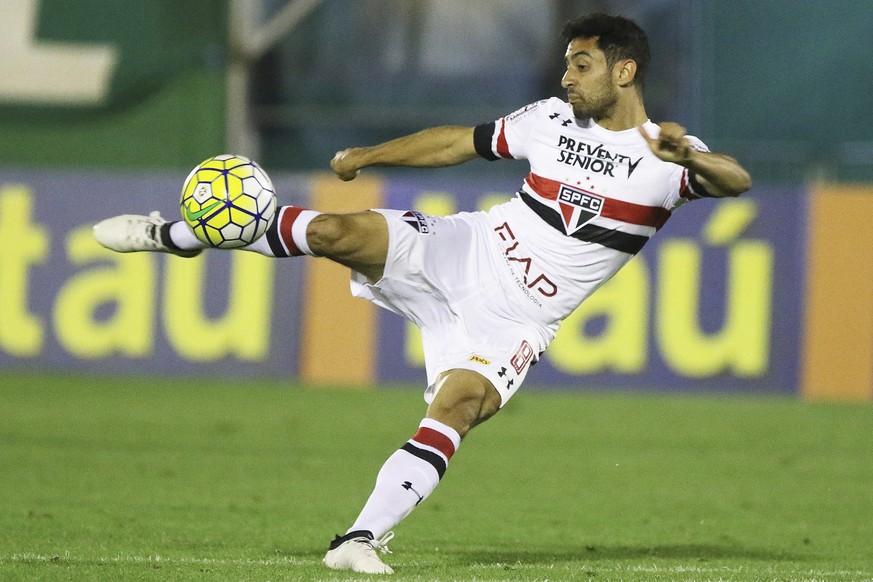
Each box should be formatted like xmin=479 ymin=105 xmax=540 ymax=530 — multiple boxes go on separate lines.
xmin=615 ymin=59 xmax=637 ymax=87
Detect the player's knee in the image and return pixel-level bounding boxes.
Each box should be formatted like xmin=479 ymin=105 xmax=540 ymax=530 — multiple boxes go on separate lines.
xmin=306 ymin=212 xmax=384 ymax=258
xmin=427 ymin=371 xmax=502 ymax=437
xmin=305 ymin=214 xmax=345 ymax=255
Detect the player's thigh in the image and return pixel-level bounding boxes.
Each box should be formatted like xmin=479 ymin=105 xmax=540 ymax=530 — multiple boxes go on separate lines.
xmin=425 ymin=369 xmax=502 ymax=437
xmin=307 ymin=211 xmax=388 ymax=281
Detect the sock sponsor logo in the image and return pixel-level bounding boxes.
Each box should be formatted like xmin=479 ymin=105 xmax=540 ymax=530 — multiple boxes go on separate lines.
xmin=401 ymin=481 xmax=424 ymax=505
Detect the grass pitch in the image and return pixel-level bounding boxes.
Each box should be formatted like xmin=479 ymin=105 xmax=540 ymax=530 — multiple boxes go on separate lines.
xmin=1 ymin=372 xmax=871 ymax=581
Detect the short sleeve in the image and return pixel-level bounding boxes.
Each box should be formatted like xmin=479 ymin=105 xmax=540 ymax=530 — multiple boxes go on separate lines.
xmin=472 ymin=99 xmax=552 ymax=161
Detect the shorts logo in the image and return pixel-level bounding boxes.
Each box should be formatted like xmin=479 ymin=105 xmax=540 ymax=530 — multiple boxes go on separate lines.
xmin=468 ymin=355 xmax=491 ymax=365
xmin=401 ymin=210 xmax=430 ymax=234
xmin=557 ymin=185 xmax=604 ymax=236
xmin=510 ymin=340 xmax=534 ymax=375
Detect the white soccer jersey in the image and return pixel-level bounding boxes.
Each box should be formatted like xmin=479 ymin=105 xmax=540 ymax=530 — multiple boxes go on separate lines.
xmin=353 ymin=98 xmax=717 ymax=404
xmin=472 ymin=97 xmax=712 ymax=324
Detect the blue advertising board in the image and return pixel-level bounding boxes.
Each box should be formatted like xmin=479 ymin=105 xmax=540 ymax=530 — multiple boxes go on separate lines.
xmin=0 ymin=170 xmax=306 ymax=378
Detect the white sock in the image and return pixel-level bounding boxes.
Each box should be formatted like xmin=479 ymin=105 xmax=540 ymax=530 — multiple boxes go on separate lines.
xmin=168 ymin=221 xmax=207 ymax=250
xmin=254 ymin=206 xmax=320 ymax=257
xmin=166 ymin=206 xmax=320 ymax=257
xmin=347 ymin=418 xmax=461 ymax=538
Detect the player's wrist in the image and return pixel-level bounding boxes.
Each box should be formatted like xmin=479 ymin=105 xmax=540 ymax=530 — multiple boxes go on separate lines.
xmin=675 ymin=146 xmax=699 ymax=168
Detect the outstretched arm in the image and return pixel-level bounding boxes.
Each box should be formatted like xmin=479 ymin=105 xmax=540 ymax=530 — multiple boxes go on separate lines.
xmin=639 ymin=122 xmax=752 ymax=198
xmin=331 ymin=126 xmax=478 ymax=181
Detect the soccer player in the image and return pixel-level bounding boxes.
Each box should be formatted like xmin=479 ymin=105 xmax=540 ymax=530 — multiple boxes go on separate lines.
xmin=94 ymin=13 xmax=751 ymax=575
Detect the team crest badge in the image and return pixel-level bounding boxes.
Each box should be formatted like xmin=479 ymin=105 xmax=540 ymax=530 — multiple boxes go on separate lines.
xmin=556 ymin=185 xmax=604 ymax=236
xmin=400 ymin=210 xmax=430 ymax=234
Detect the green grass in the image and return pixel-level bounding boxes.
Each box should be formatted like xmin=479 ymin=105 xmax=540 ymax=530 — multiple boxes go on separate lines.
xmin=1 ymin=372 xmax=871 ymax=581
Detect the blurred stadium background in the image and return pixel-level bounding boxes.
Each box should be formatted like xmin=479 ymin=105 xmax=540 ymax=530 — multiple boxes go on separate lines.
xmin=2 ymin=1 xmax=873 ymax=579
xmin=1 ymin=0 xmax=872 ymax=399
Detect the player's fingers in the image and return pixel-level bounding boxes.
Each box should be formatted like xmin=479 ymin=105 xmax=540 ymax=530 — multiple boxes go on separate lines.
xmin=330 ymin=151 xmax=346 ymax=170
xmin=657 ymin=121 xmax=687 ymax=137
xmin=330 ymin=151 xmax=359 ymax=181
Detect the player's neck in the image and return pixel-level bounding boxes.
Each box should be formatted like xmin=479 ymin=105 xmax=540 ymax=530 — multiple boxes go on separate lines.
xmin=594 ymin=94 xmax=648 ymax=132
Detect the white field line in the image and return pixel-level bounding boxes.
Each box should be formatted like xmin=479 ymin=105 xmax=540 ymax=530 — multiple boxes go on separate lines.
xmin=4 ymin=553 xmax=873 ymax=581
xmin=4 ymin=552 xmax=320 ymax=568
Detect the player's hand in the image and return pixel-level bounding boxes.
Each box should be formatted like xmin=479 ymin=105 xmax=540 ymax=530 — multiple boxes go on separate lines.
xmin=331 ymin=149 xmax=362 ymax=181
xmin=638 ymin=122 xmax=693 ymax=165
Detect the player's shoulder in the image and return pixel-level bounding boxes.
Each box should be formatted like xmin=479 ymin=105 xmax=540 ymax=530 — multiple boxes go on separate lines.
xmin=504 ymin=97 xmax=570 ymax=122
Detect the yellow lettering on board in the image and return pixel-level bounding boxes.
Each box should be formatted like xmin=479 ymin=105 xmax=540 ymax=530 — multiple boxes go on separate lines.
xmin=477 ymin=193 xmax=512 ymax=211
xmin=657 ymin=200 xmax=773 ymax=377
xmin=163 ymin=252 xmax=274 ymax=361
xmin=549 ymin=257 xmax=649 ymax=374
xmin=54 ymin=228 xmax=155 ymax=358
xmin=0 ymin=186 xmax=48 ymax=356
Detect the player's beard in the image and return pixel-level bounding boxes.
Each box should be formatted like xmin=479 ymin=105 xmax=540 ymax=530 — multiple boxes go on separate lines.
xmin=568 ymin=75 xmax=619 ymax=121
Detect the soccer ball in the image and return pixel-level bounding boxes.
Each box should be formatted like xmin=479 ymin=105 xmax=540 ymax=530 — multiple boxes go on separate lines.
xmin=179 ymin=154 xmax=277 ymax=248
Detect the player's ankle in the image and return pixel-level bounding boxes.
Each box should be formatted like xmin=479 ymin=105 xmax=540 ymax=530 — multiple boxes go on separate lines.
xmin=167 ymin=221 xmax=207 ymax=251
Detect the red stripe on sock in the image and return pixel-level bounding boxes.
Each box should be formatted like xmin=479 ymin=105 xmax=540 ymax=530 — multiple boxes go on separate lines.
xmin=411 ymin=427 xmax=456 ymax=461
xmin=278 ymin=206 xmax=305 ymax=256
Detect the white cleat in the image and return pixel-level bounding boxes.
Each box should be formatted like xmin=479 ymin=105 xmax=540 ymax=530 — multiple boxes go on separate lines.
xmin=323 ymin=530 xmax=395 ymax=575
xmin=93 ymin=212 xmax=201 ymax=258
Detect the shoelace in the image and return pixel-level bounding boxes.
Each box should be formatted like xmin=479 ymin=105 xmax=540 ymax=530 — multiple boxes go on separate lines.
xmin=139 ymin=212 xmax=165 ymax=249
xmin=369 ymin=531 xmax=395 ymax=555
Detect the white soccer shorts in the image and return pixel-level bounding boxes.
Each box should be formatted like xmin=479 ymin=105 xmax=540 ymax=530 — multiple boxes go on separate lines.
xmin=350 ymin=206 xmax=554 ymax=407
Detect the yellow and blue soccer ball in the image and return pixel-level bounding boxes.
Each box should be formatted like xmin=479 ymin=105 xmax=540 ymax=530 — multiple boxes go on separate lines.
xmin=180 ymin=154 xmax=277 ymax=248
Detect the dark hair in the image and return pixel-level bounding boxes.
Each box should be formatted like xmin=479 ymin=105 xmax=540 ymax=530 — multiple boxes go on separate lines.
xmin=560 ymin=13 xmax=650 ymax=88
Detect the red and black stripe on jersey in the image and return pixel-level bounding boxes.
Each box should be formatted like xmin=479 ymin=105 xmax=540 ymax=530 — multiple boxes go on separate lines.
xmin=474 ymin=120 xmax=718 ymax=254
xmin=520 ymin=172 xmax=669 ymax=254
xmin=518 ymin=191 xmax=650 ymax=255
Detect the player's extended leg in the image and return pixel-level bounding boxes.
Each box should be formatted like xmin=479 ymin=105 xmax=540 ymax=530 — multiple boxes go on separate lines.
xmin=305 ymin=212 xmax=388 ymax=283
xmin=92 ymin=206 xmax=389 ymax=282
xmin=324 ymin=369 xmax=501 ymax=574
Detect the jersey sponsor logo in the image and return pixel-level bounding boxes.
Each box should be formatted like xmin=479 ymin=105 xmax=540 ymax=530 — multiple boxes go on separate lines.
xmin=494 ymin=221 xmax=558 ymax=301
xmin=557 ymin=185 xmax=604 ymax=236
xmin=400 ymin=210 xmax=430 ymax=233
xmin=555 ymin=135 xmax=643 ymax=178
